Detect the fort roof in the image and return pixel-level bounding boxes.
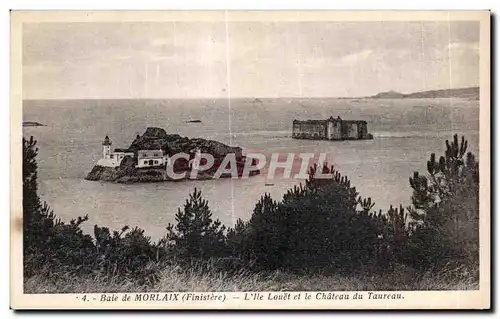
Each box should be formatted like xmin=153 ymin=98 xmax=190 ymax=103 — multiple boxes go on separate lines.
xmin=341 ymin=120 xmax=368 ymax=124
xmin=293 ymin=119 xmax=329 ymax=124
xmin=293 ymin=117 xmax=366 ymax=124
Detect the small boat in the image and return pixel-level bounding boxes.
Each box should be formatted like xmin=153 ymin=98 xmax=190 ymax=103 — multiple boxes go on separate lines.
xmin=186 ymin=120 xmax=202 ymax=123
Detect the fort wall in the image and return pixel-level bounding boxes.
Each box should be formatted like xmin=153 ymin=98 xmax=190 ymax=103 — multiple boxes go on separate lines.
xmin=293 ymin=117 xmax=371 ymax=141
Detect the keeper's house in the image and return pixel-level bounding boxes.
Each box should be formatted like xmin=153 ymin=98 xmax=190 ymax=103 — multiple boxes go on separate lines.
xmin=292 ymin=116 xmax=373 ymax=141
xmin=136 ymin=150 xmax=168 ymax=168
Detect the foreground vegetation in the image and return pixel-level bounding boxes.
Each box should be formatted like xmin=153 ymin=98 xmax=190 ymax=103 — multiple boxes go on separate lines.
xmin=22 ymin=134 xmax=479 ymax=292
xmin=26 ymin=262 xmax=478 ymax=293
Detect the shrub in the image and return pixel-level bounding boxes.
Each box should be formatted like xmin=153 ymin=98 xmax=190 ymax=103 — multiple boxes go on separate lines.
xmin=23 ymin=136 xmax=95 ymax=277
xmin=93 ymin=225 xmax=167 ymax=284
xmin=406 ymin=134 xmax=479 ymax=271
xmin=370 ymin=205 xmax=410 ymax=271
xmin=165 ymin=188 xmax=229 ymax=261
xmin=23 ymin=136 xmax=167 ymax=283
xmin=229 ymin=164 xmax=390 ymax=275
xmin=231 ymin=193 xmax=284 ymax=271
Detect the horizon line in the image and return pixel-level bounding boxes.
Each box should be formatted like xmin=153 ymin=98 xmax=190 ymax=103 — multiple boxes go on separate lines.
xmin=22 ymin=86 xmax=479 ymax=102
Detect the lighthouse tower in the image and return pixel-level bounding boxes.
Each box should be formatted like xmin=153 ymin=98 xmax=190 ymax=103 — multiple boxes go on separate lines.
xmin=102 ymin=135 xmax=112 ymax=159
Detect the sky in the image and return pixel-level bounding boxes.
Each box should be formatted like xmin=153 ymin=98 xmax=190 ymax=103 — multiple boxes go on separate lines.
xmin=22 ymin=20 xmax=480 ymax=99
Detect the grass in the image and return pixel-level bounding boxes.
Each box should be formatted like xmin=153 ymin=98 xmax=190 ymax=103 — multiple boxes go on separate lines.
xmin=24 ymin=263 xmax=479 ymax=294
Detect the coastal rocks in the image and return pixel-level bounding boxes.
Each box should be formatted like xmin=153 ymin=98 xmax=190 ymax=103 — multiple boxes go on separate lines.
xmin=85 ymin=165 xmax=168 ymax=183
xmin=85 ymin=165 xmax=118 ymax=182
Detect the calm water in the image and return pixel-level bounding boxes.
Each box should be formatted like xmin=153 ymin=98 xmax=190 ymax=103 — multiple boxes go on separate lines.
xmin=23 ymin=98 xmax=479 ymax=240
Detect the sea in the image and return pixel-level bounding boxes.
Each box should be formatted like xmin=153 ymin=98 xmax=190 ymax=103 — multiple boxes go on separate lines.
xmin=22 ymin=98 xmax=479 ymax=241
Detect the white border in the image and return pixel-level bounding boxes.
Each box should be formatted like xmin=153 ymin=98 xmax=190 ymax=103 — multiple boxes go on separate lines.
xmin=3 ymin=1 xmax=497 ymax=316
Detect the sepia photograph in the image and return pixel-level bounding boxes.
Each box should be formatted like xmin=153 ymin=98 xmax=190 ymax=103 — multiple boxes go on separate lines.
xmin=10 ymin=10 xmax=490 ymax=309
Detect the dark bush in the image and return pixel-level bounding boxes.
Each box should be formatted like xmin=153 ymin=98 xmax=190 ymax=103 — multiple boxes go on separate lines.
xmin=406 ymin=134 xmax=479 ymax=271
xmin=23 ymin=136 xmax=95 ymax=277
xmin=165 ymin=188 xmax=229 ymax=261
xmin=23 ymin=136 xmax=166 ymax=283
xmin=227 ymin=164 xmax=390 ymax=275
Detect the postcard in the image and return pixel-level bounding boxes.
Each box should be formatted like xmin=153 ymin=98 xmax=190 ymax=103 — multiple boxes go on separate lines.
xmin=10 ymin=10 xmax=490 ymax=310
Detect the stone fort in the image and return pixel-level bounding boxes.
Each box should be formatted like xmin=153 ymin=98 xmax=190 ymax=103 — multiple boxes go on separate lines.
xmin=292 ymin=116 xmax=372 ymax=141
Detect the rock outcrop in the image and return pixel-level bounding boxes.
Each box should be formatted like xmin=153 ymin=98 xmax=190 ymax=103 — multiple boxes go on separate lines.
xmin=23 ymin=121 xmax=46 ymax=127
xmin=127 ymin=127 xmax=243 ymax=159
xmin=85 ymin=127 xmax=259 ymax=183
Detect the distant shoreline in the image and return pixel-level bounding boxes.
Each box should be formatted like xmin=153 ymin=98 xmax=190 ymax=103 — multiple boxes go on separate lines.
xmin=21 ymin=86 xmax=480 ymax=102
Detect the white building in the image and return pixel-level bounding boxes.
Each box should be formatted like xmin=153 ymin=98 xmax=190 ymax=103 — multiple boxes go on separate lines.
xmin=96 ymin=136 xmax=134 ymax=168
xmin=136 ymin=149 xmax=169 ymax=168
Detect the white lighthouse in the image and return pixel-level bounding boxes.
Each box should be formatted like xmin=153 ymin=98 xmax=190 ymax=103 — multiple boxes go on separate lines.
xmin=97 ymin=135 xmax=134 ymax=168
xmin=102 ymin=135 xmax=112 ymax=159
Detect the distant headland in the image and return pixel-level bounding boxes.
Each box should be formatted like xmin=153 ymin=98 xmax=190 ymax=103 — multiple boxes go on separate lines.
xmin=368 ymin=87 xmax=479 ymax=100
xmin=85 ymin=127 xmax=260 ymax=183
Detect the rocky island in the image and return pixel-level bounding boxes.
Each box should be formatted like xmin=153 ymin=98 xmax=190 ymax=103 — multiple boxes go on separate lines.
xmin=85 ymin=127 xmax=260 ymax=183
xmin=23 ymin=121 xmax=46 ymax=127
